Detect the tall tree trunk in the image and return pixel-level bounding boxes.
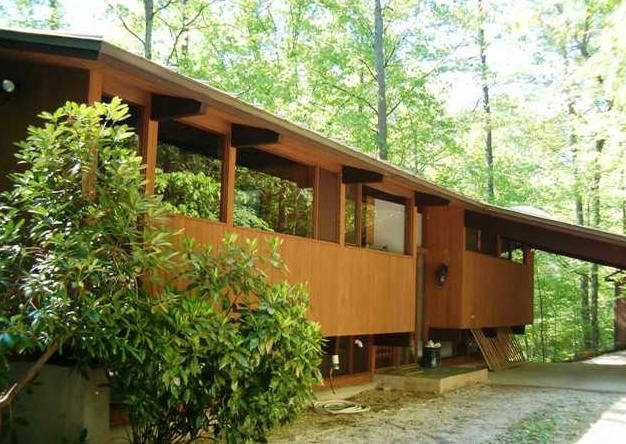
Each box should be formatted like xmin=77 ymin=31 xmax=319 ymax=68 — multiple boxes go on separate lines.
xmin=48 ymin=0 xmax=61 ymax=29
xmin=620 ymin=143 xmax=626 ymax=234
xmin=144 ymin=0 xmax=154 ymax=59
xmin=478 ymin=0 xmax=494 ymax=202
xmin=589 ymin=138 xmax=604 ymax=352
xmin=373 ymin=0 xmax=388 ymax=160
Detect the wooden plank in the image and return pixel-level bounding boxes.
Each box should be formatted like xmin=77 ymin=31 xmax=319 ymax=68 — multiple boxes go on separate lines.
xmin=87 ymin=70 xmax=102 ymax=104
xmin=166 ymin=215 xmax=416 ymax=336
xmin=231 ymin=123 xmax=280 ymax=147
xmin=471 ymin=327 xmax=524 ymax=370
xmin=462 ymin=250 xmax=533 ymax=328
xmin=150 ymin=93 xmax=204 ymax=121
xmin=338 ymin=174 xmax=346 ymax=247
xmin=82 ymin=70 xmax=103 ymax=199
xmin=415 ymin=191 xmax=449 ymax=207
xmin=342 ymin=166 xmax=383 ymax=184
xmin=312 ymin=166 xmax=320 ymax=239
xmin=220 ymin=135 xmax=236 ymax=225
xmin=423 ymin=206 xmax=465 ymax=329
xmin=140 ymin=106 xmax=158 ymax=195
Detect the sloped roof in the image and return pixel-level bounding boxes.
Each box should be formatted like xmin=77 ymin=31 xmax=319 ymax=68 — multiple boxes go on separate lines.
xmin=1 ymin=27 xmax=625 ymax=269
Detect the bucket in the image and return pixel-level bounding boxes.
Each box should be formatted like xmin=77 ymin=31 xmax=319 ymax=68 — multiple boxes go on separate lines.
xmin=422 ymin=346 xmax=441 ymax=368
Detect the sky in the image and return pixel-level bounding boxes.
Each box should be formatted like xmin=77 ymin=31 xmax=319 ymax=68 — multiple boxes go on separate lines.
xmin=0 ymin=0 xmax=548 ymax=115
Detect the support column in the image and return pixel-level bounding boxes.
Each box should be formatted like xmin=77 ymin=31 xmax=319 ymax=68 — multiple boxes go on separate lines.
xmin=221 ymin=135 xmax=236 ymax=225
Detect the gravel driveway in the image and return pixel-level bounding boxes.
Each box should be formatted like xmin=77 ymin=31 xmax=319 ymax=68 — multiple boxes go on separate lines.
xmin=269 ymin=384 xmax=625 ymax=444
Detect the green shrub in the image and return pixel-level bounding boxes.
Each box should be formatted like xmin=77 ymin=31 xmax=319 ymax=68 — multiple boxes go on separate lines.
xmin=0 ymin=99 xmax=322 ymax=443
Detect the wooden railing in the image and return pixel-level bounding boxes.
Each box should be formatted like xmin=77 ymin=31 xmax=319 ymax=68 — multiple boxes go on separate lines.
xmin=461 ymin=250 xmax=534 ymax=328
xmin=166 ymin=214 xmax=416 ymax=337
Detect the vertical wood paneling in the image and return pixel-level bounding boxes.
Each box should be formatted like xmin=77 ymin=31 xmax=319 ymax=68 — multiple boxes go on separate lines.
xmin=462 ymin=251 xmax=533 ymax=327
xmin=220 ymin=135 xmax=236 ymax=225
xmin=423 ymin=206 xmax=465 ymax=329
xmin=166 ymin=215 xmax=416 ymax=336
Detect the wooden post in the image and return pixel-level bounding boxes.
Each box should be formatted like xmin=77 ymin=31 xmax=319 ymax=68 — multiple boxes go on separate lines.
xmin=83 ymin=71 xmax=103 ymax=199
xmin=355 ymin=184 xmax=363 ymax=247
xmin=338 ymin=172 xmax=346 ymax=246
xmin=369 ymin=335 xmax=376 ymax=376
xmin=221 ymin=134 xmax=236 ymax=225
xmin=405 ymin=195 xmax=416 ymax=256
xmin=348 ymin=336 xmax=354 ymax=374
xmin=312 ymin=166 xmax=320 ymax=238
xmin=140 ymin=100 xmax=159 ymax=196
xmin=87 ymin=71 xmax=103 ymax=105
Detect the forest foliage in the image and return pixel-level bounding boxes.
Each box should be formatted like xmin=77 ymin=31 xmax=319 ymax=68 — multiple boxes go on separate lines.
xmin=2 ymin=0 xmax=626 ymax=360
xmin=0 ymin=99 xmax=322 ymax=443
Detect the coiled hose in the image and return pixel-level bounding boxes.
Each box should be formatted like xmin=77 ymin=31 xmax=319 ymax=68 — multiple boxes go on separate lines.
xmin=313 ymin=400 xmax=371 ymax=415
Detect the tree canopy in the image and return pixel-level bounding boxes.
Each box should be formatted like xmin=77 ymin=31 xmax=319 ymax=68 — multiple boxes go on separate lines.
xmin=2 ymin=0 xmax=626 ymax=359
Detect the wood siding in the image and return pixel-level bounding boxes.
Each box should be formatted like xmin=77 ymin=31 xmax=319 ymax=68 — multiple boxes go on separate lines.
xmin=167 ymin=214 xmax=416 ymax=337
xmin=424 ymin=205 xmax=534 ymax=329
xmin=423 ymin=206 xmax=465 ymax=329
xmin=0 ymin=58 xmax=90 ymax=191
xmin=462 ymin=250 xmax=533 ymax=328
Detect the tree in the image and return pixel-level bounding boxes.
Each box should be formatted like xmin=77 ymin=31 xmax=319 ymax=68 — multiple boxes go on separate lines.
xmin=477 ymin=0 xmax=494 ymax=201
xmin=3 ymin=0 xmax=64 ymax=29
xmin=373 ymin=0 xmax=388 ymax=159
xmin=0 ymin=100 xmax=322 ymax=443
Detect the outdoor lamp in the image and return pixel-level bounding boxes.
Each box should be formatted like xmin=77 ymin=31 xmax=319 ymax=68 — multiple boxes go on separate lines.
xmin=436 ymin=264 xmax=448 ymax=286
xmin=1 ymin=79 xmax=16 ymax=106
xmin=2 ymin=79 xmax=15 ymax=93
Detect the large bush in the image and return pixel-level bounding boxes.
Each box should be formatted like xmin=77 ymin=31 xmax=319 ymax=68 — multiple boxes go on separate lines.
xmin=0 ymin=99 xmax=322 ymax=443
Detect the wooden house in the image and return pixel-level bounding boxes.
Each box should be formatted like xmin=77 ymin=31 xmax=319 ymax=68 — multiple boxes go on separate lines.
xmin=1 ymin=28 xmax=626 ymax=387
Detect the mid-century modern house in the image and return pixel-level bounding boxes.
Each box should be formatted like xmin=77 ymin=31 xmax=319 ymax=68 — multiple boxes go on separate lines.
xmin=1 ymin=29 xmax=626 ymax=435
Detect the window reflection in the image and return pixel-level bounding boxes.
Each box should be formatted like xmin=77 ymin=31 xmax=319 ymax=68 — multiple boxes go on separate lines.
xmin=235 ymin=147 xmax=313 ymax=237
xmin=155 ymin=120 xmax=222 ymax=221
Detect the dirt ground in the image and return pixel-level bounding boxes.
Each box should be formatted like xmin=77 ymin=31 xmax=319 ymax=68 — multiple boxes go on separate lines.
xmin=268 ymin=384 xmax=625 ymax=444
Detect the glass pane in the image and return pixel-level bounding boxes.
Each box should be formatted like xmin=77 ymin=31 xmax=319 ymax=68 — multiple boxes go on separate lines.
xmin=361 ymin=187 xmax=406 ymax=254
xmin=344 ymin=184 xmax=357 ymax=245
xmin=500 ymin=238 xmax=525 ymax=263
xmin=155 ymin=120 xmax=222 ymax=221
xmin=466 ymin=228 xmax=480 ymax=251
xmin=235 ymin=147 xmax=313 ymax=237
xmin=317 ymin=169 xmax=339 ymax=242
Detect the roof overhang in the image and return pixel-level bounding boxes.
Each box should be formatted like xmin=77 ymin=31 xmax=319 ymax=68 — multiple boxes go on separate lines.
xmin=466 ymin=209 xmax=626 ymax=269
xmin=2 ymin=27 xmax=626 ymax=270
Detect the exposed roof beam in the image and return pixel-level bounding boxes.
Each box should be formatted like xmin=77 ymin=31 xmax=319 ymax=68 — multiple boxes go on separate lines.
xmin=231 ymin=123 xmax=280 ymax=147
xmin=415 ymin=191 xmax=449 ymax=207
xmin=465 ymin=211 xmax=626 ymax=269
xmin=150 ymin=94 xmax=204 ymax=121
xmin=342 ymin=166 xmax=384 ymax=184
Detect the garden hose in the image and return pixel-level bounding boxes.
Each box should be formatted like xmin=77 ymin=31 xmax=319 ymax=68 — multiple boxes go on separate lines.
xmin=313 ymin=400 xmax=371 ymax=415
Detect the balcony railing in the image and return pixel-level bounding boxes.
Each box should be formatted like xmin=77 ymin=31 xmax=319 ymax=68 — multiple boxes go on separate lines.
xmin=461 ymin=250 xmax=534 ymax=328
xmin=166 ymin=214 xmax=417 ymax=337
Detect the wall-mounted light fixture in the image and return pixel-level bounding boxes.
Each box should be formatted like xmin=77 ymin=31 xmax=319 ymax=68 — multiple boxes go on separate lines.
xmin=1 ymin=78 xmax=16 ymax=106
xmin=435 ymin=264 xmax=448 ymax=286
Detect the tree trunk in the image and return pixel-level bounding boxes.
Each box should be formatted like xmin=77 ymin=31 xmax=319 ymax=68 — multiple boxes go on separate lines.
xmin=589 ymin=138 xmax=604 ymax=352
xmin=568 ymin=99 xmax=591 ymax=350
xmin=373 ymin=0 xmax=388 ymax=160
xmin=48 ymin=0 xmax=61 ymax=29
xmin=620 ymin=143 xmax=626 ymax=234
xmin=478 ymin=0 xmax=494 ymax=202
xmin=144 ymin=0 xmax=154 ymax=59
xmin=0 ymin=341 xmax=61 ymax=412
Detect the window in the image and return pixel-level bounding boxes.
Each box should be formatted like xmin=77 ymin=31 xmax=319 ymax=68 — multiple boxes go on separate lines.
xmin=500 ymin=238 xmax=525 ymax=263
xmin=361 ymin=186 xmax=406 ymax=254
xmin=234 ymin=147 xmax=313 ymax=237
xmin=344 ymin=184 xmax=358 ymax=246
xmin=345 ymin=184 xmax=408 ymax=254
xmin=155 ymin=120 xmax=222 ymax=221
xmin=466 ymin=228 xmax=481 ymax=251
